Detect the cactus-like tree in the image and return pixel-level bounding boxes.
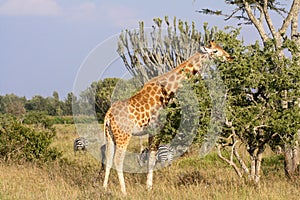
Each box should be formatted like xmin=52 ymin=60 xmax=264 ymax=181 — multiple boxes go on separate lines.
xmin=117 ymin=17 xmax=217 ymax=84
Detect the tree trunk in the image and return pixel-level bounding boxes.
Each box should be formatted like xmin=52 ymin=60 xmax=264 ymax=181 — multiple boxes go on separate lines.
xmin=249 ymin=146 xmax=264 ymax=184
xmin=284 ymin=141 xmax=300 ymax=179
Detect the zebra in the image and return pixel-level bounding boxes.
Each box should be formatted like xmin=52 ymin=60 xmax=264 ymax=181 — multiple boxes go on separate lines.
xmin=138 ymin=144 xmax=175 ymax=168
xmin=74 ymin=137 xmax=88 ymax=154
xmin=100 ymin=144 xmax=107 ymax=170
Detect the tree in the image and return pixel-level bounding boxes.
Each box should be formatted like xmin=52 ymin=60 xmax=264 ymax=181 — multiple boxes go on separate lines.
xmin=0 ymin=96 xmax=4 ymax=114
xmin=216 ymin=35 xmax=299 ymax=183
xmin=52 ymin=91 xmax=62 ymax=116
xmin=62 ymin=92 xmax=77 ymax=115
xmin=1 ymin=94 xmax=26 ymax=117
xmin=25 ymin=95 xmax=47 ymax=112
xmin=198 ymin=0 xmax=299 ymax=55
xmin=80 ymin=78 xmax=119 ymax=122
xmin=198 ymin=0 xmax=300 ymax=179
xmin=25 ymin=94 xmax=62 ymax=116
xmin=118 ymin=17 xmax=217 ymax=84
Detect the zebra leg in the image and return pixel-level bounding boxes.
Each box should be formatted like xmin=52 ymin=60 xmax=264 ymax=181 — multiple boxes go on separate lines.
xmin=139 ymin=136 xmax=143 ymax=153
xmin=146 ymin=150 xmax=156 ymax=190
xmin=100 ymin=144 xmax=106 ymax=171
xmin=114 ymin=147 xmax=127 ymax=195
xmin=103 ymin=140 xmax=114 ymax=191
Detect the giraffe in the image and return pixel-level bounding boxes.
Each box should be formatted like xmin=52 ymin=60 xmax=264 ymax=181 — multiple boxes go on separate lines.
xmin=208 ymin=40 xmax=233 ymax=61
xmin=102 ymin=41 xmax=232 ymax=195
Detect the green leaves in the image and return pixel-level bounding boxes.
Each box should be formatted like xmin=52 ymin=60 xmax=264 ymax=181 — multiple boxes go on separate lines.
xmin=0 ymin=114 xmax=61 ymax=163
xmin=80 ymin=78 xmax=119 ymax=123
xmin=216 ymin=31 xmax=300 ymax=152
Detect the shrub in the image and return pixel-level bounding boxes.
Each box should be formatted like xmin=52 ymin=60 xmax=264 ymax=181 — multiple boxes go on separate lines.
xmin=0 ymin=114 xmax=61 ymax=163
xmin=50 ymin=116 xmax=74 ymax=124
xmin=23 ymin=111 xmax=54 ymax=129
xmin=48 ymin=115 xmax=96 ymax=124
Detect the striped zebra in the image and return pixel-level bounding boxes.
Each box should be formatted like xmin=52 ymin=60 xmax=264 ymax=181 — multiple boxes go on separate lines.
xmin=74 ymin=137 xmax=88 ymax=154
xmin=138 ymin=144 xmax=174 ymax=168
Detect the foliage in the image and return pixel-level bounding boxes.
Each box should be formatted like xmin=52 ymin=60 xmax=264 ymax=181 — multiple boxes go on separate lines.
xmin=0 ymin=114 xmax=61 ymax=163
xmin=0 ymin=91 xmax=81 ymax=117
xmin=48 ymin=115 xmax=95 ymax=124
xmin=158 ymin=78 xmax=212 ymax=152
xmin=0 ymin=94 xmax=26 ymax=116
xmin=79 ymin=78 xmax=119 ymax=122
xmin=213 ymin=28 xmax=300 ymax=182
xmin=110 ymin=77 xmax=142 ymax=102
xmin=216 ymin=30 xmax=300 ymax=148
xmin=62 ymin=92 xmax=77 ymax=116
xmin=197 ymin=0 xmax=288 ymax=26
xmin=23 ymin=111 xmax=54 ymax=129
xmin=198 ymin=0 xmax=300 ymax=178
xmin=25 ymin=94 xmax=61 ymax=116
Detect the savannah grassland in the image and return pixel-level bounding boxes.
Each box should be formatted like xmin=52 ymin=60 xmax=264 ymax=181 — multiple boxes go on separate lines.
xmin=0 ymin=124 xmax=299 ymax=200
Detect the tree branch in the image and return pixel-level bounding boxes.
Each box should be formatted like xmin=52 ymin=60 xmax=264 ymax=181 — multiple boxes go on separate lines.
xmin=257 ymin=5 xmax=264 ymax=24
xmin=217 ymin=142 xmax=243 ymax=178
xmin=262 ymin=0 xmax=279 ymax=40
xmin=242 ymin=0 xmax=269 ymax=42
xmin=279 ymin=0 xmax=300 ymax=34
xmin=232 ymin=140 xmax=250 ymax=176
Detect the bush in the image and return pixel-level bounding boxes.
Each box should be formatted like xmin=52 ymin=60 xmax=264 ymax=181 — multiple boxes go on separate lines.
xmin=48 ymin=115 xmax=96 ymax=124
xmin=50 ymin=116 xmax=74 ymax=124
xmin=23 ymin=111 xmax=54 ymax=129
xmin=0 ymin=114 xmax=61 ymax=163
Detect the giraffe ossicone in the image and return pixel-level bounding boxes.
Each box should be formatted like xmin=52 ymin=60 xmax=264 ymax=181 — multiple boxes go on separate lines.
xmin=102 ymin=41 xmax=232 ymax=195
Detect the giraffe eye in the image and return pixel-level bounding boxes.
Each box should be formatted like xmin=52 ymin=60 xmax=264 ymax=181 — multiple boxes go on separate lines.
xmin=213 ymin=50 xmax=218 ymax=53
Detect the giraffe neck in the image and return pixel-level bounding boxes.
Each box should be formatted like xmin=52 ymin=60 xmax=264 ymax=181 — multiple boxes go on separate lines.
xmin=147 ymin=52 xmax=209 ymax=94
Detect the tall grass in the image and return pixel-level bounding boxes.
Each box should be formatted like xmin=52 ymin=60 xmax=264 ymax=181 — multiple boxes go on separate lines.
xmin=0 ymin=124 xmax=299 ymax=200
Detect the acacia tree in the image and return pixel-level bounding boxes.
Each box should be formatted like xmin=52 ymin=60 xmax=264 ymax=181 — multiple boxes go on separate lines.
xmin=215 ymin=33 xmax=299 ymax=183
xmin=198 ymin=0 xmax=300 ymax=178
xmin=198 ymin=0 xmax=299 ymax=55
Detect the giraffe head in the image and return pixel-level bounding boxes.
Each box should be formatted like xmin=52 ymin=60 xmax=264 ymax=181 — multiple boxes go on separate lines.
xmin=200 ymin=40 xmax=233 ymax=61
xmin=179 ymin=41 xmax=232 ymax=77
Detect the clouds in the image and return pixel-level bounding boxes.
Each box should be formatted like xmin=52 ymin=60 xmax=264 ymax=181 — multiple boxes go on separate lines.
xmin=0 ymin=0 xmax=62 ymax=16
xmin=65 ymin=2 xmax=141 ymax=28
xmin=66 ymin=2 xmax=98 ymax=22
xmin=0 ymin=0 xmax=140 ymax=29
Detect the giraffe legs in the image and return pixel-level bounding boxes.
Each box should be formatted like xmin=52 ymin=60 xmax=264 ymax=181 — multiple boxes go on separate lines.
xmin=103 ymin=134 xmax=129 ymax=195
xmin=114 ymin=147 xmax=127 ymax=195
xmin=103 ymin=140 xmax=114 ymax=191
xmin=146 ymin=150 xmax=157 ymax=190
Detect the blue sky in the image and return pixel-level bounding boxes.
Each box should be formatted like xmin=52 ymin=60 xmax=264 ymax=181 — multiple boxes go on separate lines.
xmin=0 ymin=0 xmax=268 ymax=99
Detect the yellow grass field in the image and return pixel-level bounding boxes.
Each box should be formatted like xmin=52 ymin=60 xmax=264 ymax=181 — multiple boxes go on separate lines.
xmin=0 ymin=124 xmax=299 ymax=200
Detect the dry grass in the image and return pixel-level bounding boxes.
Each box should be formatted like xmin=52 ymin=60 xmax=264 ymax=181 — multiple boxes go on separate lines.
xmin=0 ymin=163 xmax=80 ymax=199
xmin=0 ymin=124 xmax=299 ymax=200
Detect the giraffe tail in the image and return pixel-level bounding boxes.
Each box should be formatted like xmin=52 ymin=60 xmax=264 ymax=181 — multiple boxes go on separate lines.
xmin=103 ymin=115 xmax=113 ymax=143
xmin=103 ymin=114 xmax=115 ymax=189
